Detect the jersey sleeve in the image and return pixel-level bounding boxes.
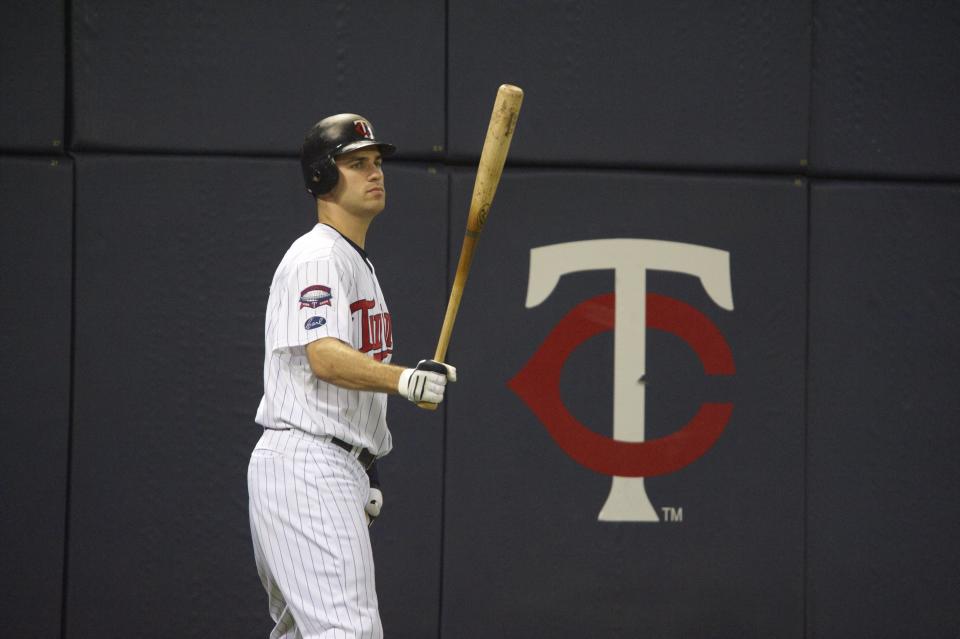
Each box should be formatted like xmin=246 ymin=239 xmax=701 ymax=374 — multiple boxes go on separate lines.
xmin=270 ymin=255 xmax=355 ymax=351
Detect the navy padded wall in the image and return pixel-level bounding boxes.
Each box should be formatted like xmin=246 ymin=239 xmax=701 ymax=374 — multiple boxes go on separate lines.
xmin=361 ymin=167 xmax=449 ymax=637
xmin=807 ymin=181 xmax=960 ymax=638
xmin=0 ymin=1 xmax=65 ymax=151
xmin=71 ymin=0 xmax=445 ymax=156
xmin=811 ymin=2 xmax=960 ymax=178
xmin=68 ymin=155 xmax=447 ymax=637
xmin=0 ymin=156 xmax=73 ymax=636
xmin=441 ymin=169 xmax=808 ymax=638
xmin=449 ymin=1 xmax=810 ymax=170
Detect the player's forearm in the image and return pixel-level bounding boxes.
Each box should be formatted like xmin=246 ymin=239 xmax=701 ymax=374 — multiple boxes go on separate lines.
xmin=306 ymin=337 xmax=404 ymax=393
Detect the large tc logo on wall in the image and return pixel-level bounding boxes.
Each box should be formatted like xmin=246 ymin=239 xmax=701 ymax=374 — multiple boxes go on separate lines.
xmin=508 ymin=239 xmax=735 ymax=522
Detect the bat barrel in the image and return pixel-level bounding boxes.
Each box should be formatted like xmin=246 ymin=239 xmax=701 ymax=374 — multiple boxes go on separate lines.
xmin=466 ymin=85 xmax=524 ymax=234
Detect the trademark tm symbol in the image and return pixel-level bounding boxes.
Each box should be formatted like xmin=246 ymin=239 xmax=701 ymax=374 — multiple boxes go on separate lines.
xmin=661 ymin=506 xmax=683 ymax=523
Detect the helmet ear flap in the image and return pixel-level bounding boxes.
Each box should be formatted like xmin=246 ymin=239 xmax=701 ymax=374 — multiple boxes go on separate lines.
xmin=307 ymin=155 xmax=339 ymax=196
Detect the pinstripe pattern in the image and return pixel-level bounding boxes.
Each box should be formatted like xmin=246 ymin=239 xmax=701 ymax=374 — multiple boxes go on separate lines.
xmin=255 ymin=224 xmax=393 ymax=456
xmin=250 ymin=224 xmax=393 ymax=637
xmin=249 ymin=428 xmax=382 ymax=639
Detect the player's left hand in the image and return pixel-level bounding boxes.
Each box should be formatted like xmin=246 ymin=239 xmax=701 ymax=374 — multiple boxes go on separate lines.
xmin=398 ymin=359 xmax=457 ymax=404
xmin=365 ymin=487 xmax=383 ymax=527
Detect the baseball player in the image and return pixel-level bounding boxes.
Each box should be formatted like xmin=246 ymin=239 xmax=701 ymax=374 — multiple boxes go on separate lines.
xmin=247 ymin=113 xmax=455 ymax=638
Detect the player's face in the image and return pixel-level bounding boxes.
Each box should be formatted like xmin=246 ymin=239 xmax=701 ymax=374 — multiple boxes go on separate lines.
xmin=327 ymin=147 xmax=386 ymax=217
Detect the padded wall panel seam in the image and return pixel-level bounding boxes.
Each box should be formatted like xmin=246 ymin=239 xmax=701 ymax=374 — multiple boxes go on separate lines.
xmin=0 ymin=155 xmax=73 ymax=637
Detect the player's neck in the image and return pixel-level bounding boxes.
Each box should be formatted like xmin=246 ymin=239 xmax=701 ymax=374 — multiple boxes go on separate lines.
xmin=316 ymin=204 xmax=373 ymax=249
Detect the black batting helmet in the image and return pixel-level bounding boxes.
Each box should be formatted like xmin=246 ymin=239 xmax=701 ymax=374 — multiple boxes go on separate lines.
xmin=300 ymin=114 xmax=396 ymax=196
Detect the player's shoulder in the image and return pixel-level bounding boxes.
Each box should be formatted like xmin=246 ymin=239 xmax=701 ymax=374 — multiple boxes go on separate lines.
xmin=310 ymin=224 xmax=367 ymax=270
xmin=283 ymin=225 xmax=347 ymax=265
xmin=274 ymin=224 xmax=359 ymax=283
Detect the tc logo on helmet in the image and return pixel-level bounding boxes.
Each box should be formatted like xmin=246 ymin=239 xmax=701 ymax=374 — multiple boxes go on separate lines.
xmin=508 ymin=239 xmax=735 ymax=522
xmin=353 ymin=119 xmax=374 ymax=139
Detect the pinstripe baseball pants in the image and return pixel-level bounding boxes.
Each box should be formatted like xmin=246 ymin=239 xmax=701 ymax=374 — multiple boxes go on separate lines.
xmin=248 ymin=428 xmax=383 ymax=639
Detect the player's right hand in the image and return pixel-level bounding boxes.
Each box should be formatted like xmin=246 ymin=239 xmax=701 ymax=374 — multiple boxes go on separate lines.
xmin=398 ymin=359 xmax=457 ymax=404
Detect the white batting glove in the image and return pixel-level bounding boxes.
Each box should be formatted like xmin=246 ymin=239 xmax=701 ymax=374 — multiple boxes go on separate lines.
xmin=365 ymin=487 xmax=383 ymax=526
xmin=398 ymin=359 xmax=457 ymax=404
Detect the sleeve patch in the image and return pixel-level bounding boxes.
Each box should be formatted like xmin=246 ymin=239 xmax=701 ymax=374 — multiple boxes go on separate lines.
xmin=299 ymin=284 xmax=332 ymax=309
xmin=304 ymin=316 xmax=327 ymax=330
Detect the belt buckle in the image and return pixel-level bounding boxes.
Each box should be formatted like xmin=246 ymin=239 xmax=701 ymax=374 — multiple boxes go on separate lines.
xmin=331 ymin=437 xmax=375 ymax=469
xmin=354 ymin=446 xmax=374 ymax=470
xmin=357 ymin=448 xmax=375 ymax=470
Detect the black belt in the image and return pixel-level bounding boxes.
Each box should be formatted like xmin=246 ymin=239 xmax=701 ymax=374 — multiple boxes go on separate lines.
xmin=330 ymin=437 xmax=377 ymax=470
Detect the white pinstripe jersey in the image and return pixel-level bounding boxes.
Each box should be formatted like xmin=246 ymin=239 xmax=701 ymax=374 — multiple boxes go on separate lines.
xmin=255 ymin=223 xmax=393 ymax=457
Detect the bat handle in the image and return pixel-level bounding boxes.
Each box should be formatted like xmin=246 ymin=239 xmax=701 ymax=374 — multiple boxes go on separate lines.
xmin=414 ymin=238 xmax=476 ymax=411
xmin=415 ymin=347 xmax=447 ymax=410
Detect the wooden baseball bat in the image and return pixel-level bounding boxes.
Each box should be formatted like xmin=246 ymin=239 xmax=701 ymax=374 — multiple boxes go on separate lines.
xmin=418 ymin=83 xmax=524 ymax=409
